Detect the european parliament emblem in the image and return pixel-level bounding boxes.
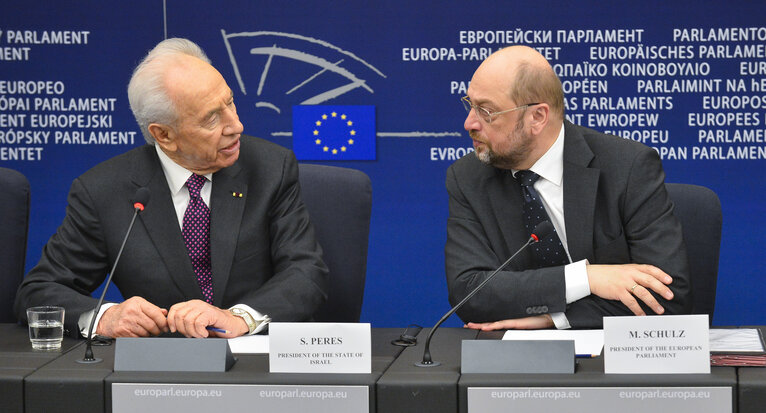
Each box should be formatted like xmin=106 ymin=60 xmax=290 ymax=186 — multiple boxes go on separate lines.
xmin=292 ymin=105 xmax=376 ymax=160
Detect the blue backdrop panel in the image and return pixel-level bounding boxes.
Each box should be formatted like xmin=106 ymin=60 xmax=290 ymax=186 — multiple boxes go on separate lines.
xmin=0 ymin=0 xmax=163 ymax=299
xmin=1 ymin=0 xmax=764 ymax=328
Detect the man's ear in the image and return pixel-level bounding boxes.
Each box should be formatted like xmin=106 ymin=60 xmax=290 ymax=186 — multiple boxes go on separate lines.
xmin=528 ymin=103 xmax=550 ymax=135
xmin=148 ymin=123 xmax=176 ymax=151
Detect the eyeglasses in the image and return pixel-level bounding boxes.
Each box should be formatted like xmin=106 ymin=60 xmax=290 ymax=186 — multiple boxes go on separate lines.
xmin=461 ymin=96 xmax=540 ymax=125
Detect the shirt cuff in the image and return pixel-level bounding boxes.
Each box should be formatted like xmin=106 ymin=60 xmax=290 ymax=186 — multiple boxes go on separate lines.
xmin=564 ymin=259 xmax=591 ymax=304
xmin=550 ymin=312 xmax=571 ymax=329
xmin=78 ymin=302 xmax=117 ymax=338
xmin=230 ymin=304 xmax=271 ymax=334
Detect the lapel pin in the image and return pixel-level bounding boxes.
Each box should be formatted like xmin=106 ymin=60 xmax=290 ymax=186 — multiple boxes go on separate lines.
xmin=232 ymin=191 xmax=243 ymax=198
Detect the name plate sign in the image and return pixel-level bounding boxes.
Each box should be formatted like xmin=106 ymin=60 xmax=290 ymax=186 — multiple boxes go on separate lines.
xmin=604 ymin=315 xmax=709 ymax=374
xmin=269 ymin=322 xmax=371 ymax=373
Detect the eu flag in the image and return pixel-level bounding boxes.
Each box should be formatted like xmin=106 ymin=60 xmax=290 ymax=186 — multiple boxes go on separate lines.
xmin=292 ymin=105 xmax=376 ymax=160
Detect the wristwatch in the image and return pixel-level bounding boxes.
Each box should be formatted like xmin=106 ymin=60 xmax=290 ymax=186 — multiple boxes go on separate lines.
xmin=229 ymin=308 xmax=257 ymax=334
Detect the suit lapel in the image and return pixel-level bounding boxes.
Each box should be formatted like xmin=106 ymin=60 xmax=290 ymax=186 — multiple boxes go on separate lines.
xmin=209 ymin=161 xmax=246 ymax=308
xmin=562 ymin=121 xmax=599 ymax=262
xmin=487 ymin=168 xmax=529 ymax=256
xmin=130 ymin=146 xmax=201 ymax=300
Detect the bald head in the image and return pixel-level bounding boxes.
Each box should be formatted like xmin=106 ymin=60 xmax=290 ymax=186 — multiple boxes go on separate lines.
xmin=475 ymin=46 xmax=565 ymax=120
xmin=464 ymin=46 xmax=566 ymax=170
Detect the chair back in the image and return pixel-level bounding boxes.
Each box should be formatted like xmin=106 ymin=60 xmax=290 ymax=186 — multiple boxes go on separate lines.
xmin=665 ymin=183 xmax=722 ymax=321
xmin=0 ymin=168 xmax=31 ymax=323
xmin=299 ymin=164 xmax=372 ymax=322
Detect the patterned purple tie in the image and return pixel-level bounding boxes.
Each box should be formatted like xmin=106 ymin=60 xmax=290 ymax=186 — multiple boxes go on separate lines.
xmin=183 ymin=174 xmax=213 ymax=303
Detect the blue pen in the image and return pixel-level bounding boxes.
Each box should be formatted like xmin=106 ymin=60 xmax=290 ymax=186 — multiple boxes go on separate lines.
xmin=206 ymin=326 xmax=230 ymax=334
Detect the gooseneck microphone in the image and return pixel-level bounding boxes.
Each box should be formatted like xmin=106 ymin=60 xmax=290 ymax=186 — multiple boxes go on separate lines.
xmin=78 ymin=187 xmax=150 ymax=364
xmin=415 ymin=221 xmax=554 ymax=367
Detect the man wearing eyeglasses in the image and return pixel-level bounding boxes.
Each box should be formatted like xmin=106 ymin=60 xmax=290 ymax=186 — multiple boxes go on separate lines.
xmin=446 ymin=46 xmax=691 ymax=330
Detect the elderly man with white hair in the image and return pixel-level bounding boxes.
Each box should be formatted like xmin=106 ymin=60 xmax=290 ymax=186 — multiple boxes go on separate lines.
xmin=16 ymin=38 xmax=328 ymax=339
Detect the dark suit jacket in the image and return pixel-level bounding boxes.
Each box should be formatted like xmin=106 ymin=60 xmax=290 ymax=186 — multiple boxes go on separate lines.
xmin=15 ymin=135 xmax=328 ymax=337
xmin=445 ymin=121 xmax=692 ymax=328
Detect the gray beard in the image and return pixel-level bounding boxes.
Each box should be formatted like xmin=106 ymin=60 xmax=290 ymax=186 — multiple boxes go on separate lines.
xmin=475 ymin=147 xmax=493 ymax=165
xmin=471 ymin=118 xmax=528 ymax=169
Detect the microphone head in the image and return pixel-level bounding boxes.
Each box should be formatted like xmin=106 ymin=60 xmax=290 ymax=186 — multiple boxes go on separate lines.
xmin=132 ymin=187 xmax=151 ymax=211
xmin=530 ymin=220 xmax=554 ymax=242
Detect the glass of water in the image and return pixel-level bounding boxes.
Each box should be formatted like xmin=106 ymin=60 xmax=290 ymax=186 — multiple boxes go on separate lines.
xmin=26 ymin=306 xmax=65 ymax=350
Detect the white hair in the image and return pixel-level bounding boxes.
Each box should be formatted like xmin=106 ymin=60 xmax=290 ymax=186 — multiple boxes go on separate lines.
xmin=127 ymin=38 xmax=211 ymax=144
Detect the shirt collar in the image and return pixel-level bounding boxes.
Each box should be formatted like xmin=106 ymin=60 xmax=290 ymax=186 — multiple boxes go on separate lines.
xmin=527 ymin=122 xmax=565 ymax=187
xmin=154 ymin=144 xmax=213 ymax=195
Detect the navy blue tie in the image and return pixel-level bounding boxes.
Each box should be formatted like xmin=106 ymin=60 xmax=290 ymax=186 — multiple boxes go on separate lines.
xmin=515 ymin=170 xmax=570 ymax=268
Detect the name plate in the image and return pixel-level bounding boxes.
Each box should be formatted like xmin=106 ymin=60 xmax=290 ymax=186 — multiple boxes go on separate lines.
xmin=604 ymin=315 xmax=709 ymax=374
xmin=467 ymin=387 xmax=731 ymax=413
xmin=461 ymin=340 xmax=574 ymax=373
xmin=112 ymin=383 xmax=369 ymax=413
xmin=269 ymin=322 xmax=371 ymax=373
xmin=114 ymin=337 xmax=236 ymax=372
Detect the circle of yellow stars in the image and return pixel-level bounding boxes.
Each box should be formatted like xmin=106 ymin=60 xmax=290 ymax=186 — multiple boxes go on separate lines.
xmin=313 ymin=111 xmax=356 ymax=155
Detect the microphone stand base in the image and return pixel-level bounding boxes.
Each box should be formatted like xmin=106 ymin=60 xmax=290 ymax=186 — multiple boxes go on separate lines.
xmin=414 ymin=361 xmax=441 ymax=367
xmin=76 ymin=358 xmax=103 ymax=364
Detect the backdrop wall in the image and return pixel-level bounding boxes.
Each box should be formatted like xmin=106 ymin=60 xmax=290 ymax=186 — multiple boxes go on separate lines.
xmin=2 ymin=0 xmax=764 ymax=328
